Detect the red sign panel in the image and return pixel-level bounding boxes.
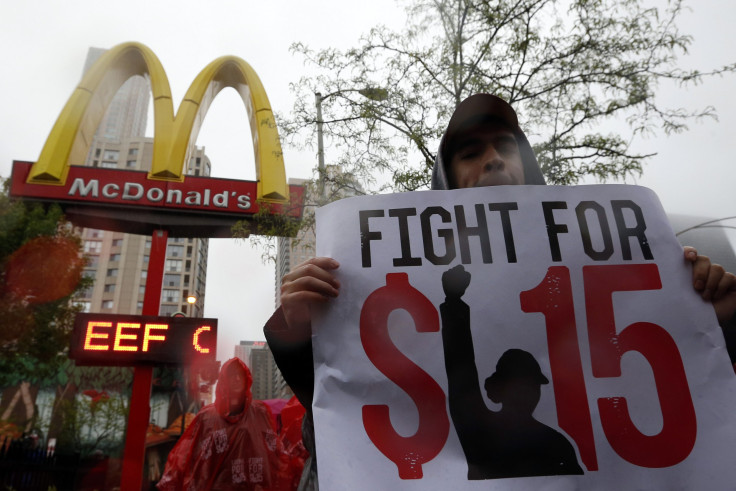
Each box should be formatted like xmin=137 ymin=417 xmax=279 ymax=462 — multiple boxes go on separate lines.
xmin=70 ymin=313 xmax=218 ymax=366
xmin=9 ymin=161 xmax=304 ymax=238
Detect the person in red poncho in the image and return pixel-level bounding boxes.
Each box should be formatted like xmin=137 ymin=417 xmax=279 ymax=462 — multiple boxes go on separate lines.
xmin=277 ymin=396 xmax=309 ymax=490
xmin=157 ymin=358 xmax=282 ymax=490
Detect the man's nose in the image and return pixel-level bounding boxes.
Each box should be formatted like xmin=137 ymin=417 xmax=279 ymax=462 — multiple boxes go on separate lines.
xmin=481 ymin=146 xmax=505 ymax=172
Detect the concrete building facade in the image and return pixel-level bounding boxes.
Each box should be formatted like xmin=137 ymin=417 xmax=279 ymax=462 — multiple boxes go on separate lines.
xmin=234 ymin=340 xmax=292 ymax=400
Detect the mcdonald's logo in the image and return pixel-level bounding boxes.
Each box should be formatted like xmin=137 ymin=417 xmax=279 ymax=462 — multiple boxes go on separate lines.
xmin=10 ymin=42 xmax=303 ymax=238
xmin=25 ymin=41 xmax=287 ymax=203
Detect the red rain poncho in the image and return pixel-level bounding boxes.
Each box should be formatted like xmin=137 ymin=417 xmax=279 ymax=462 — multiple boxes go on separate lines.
xmin=157 ymin=358 xmax=282 ymax=490
xmin=277 ymin=396 xmax=308 ymax=489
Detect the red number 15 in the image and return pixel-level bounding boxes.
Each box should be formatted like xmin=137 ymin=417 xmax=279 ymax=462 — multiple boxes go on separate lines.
xmin=520 ymin=264 xmax=697 ymax=471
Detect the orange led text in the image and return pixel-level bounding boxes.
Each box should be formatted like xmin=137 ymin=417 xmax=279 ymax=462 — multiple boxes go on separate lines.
xmin=193 ymin=326 xmax=212 ymax=354
xmin=82 ymin=320 xmax=170 ymax=352
xmin=84 ymin=321 xmax=113 ymax=351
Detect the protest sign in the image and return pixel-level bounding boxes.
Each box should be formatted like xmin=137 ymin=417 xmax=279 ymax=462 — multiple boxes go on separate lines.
xmin=312 ymin=185 xmax=736 ymax=490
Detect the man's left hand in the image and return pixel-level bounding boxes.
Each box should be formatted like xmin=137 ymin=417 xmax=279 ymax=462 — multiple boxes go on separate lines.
xmin=685 ymin=246 xmax=736 ymax=324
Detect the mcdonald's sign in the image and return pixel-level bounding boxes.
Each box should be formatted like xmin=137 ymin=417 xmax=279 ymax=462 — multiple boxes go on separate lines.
xmin=9 ymin=42 xmax=303 ymax=237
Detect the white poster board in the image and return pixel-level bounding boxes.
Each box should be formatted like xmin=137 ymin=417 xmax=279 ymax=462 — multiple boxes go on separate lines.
xmin=312 ymin=185 xmax=736 ymax=490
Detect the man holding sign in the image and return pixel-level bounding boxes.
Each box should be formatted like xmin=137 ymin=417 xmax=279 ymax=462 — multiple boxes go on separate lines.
xmin=266 ymin=94 xmax=736 ymax=490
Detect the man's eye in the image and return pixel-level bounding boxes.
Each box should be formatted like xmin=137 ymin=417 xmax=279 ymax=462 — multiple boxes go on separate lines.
xmin=498 ymin=141 xmax=517 ymax=153
xmin=459 ymin=146 xmax=482 ymax=159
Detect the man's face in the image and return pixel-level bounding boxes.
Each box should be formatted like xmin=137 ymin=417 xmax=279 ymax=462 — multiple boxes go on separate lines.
xmin=448 ymin=121 xmax=525 ymax=189
xmin=228 ymin=365 xmax=246 ymax=399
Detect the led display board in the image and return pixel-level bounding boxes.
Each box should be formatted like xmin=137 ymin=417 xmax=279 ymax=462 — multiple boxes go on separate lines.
xmin=70 ymin=313 xmax=217 ymax=366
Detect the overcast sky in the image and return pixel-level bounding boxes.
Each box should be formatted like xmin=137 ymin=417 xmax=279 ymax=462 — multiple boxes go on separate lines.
xmin=1 ymin=0 xmax=735 ymax=361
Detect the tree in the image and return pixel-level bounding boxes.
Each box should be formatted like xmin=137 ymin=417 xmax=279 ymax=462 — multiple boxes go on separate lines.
xmin=282 ymin=0 xmax=735 ymax=192
xmin=0 ymin=179 xmax=90 ymax=428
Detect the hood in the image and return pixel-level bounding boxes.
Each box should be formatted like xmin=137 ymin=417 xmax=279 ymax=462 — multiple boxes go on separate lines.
xmin=431 ymin=94 xmax=546 ymax=190
xmin=214 ymin=357 xmax=253 ymax=423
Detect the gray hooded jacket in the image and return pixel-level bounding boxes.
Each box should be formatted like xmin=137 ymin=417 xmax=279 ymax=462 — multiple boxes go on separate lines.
xmin=430 ymin=93 xmax=546 ymax=190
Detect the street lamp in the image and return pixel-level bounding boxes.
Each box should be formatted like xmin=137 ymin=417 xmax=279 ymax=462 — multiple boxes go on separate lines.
xmin=186 ymin=295 xmax=197 ymax=317
xmin=315 ymin=88 xmax=388 ymax=199
xmin=315 ymin=92 xmax=326 ymax=199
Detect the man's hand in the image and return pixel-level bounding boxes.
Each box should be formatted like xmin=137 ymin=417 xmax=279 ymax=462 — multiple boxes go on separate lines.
xmin=442 ymin=265 xmax=471 ymax=300
xmin=685 ymin=246 xmax=736 ymax=324
xmin=279 ymin=257 xmax=340 ymax=342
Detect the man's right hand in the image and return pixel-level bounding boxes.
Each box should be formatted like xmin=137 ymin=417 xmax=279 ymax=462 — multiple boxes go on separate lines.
xmin=279 ymin=257 xmax=341 ymax=342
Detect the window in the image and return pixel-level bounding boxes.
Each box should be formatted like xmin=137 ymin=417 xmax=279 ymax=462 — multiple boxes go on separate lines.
xmin=100 ymin=161 xmax=117 ymax=169
xmin=166 ymin=260 xmax=182 ymax=273
xmin=128 ymin=148 xmax=138 ymax=156
xmin=77 ymin=301 xmax=91 ymax=313
xmin=141 ymin=270 xmax=148 ymax=279
xmin=159 ymin=305 xmax=178 ymax=316
xmin=95 ymin=148 xmax=101 ymax=157
xmin=107 ymin=268 xmax=118 ymax=277
xmin=84 ymin=241 xmax=102 ymax=254
xmin=109 ymin=253 xmax=121 ymax=262
xmin=167 ymin=245 xmax=184 ymax=257
xmin=103 ymin=150 xmax=119 ymax=160
xmin=164 ymin=274 xmax=181 ymax=287
xmin=102 ymin=300 xmax=113 ymax=309
xmin=86 ymin=256 xmax=99 ymax=267
xmin=143 ymin=255 xmax=149 ymax=263
xmin=112 ymin=239 xmax=123 ymax=247
xmin=126 ymin=160 xmax=137 ymax=169
xmin=161 ymin=289 xmax=179 ymax=303
xmin=89 ymin=229 xmax=102 ymax=238
xmin=104 ymin=284 xmax=115 ymax=293
xmin=137 ymin=302 xmax=143 ymax=312
xmin=139 ymin=285 xmax=146 ymax=295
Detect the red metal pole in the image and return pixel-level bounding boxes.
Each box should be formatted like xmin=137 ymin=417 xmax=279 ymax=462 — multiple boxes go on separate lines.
xmin=121 ymin=229 xmax=168 ymax=491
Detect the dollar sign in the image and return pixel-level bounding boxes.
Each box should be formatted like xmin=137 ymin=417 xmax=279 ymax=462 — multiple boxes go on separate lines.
xmin=360 ymin=272 xmax=449 ymax=479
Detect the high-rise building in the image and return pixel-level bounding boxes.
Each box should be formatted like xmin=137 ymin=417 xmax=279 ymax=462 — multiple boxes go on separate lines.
xmin=275 ymin=177 xmax=314 ymax=308
xmin=234 ymin=340 xmax=267 ymax=368
xmin=234 ymin=341 xmax=292 ymax=400
xmin=73 ymin=48 xmax=210 ymax=317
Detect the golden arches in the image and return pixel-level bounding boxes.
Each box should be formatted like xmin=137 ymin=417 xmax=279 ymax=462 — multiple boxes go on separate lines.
xmin=27 ymin=42 xmax=288 ymax=203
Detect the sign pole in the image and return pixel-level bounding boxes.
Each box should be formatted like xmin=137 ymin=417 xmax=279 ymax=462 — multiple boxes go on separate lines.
xmin=121 ymin=229 xmax=168 ymax=491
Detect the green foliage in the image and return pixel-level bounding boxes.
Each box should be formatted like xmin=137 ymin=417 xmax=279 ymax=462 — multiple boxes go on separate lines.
xmin=0 ymin=179 xmax=91 ymax=386
xmin=282 ymin=0 xmax=734 ymax=190
xmin=232 ymin=202 xmax=304 ymax=241
xmin=0 ymin=181 xmax=65 ymax=259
